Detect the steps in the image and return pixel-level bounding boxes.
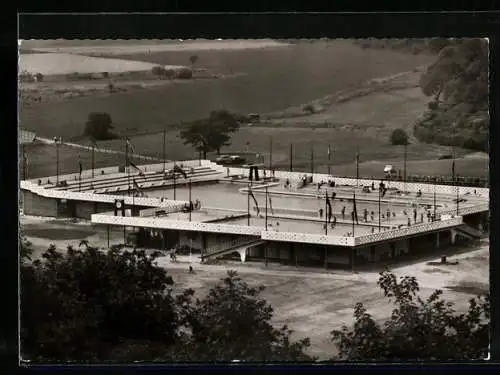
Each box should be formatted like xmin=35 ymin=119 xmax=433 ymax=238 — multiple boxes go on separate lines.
xmin=455 ymin=224 xmax=484 ymax=240
xmin=201 ymin=238 xmax=264 ymax=262
xmin=53 ymin=167 xmax=221 ymax=193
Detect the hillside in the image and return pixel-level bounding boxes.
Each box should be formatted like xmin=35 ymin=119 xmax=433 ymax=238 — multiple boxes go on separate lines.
xmin=352 ymin=38 xmax=489 ymax=152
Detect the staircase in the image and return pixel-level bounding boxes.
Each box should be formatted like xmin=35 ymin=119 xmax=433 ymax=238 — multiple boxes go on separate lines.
xmin=455 ymin=224 xmax=484 ymax=241
xmin=52 ymin=166 xmax=221 ymax=193
xmin=201 ymin=237 xmax=265 ymax=262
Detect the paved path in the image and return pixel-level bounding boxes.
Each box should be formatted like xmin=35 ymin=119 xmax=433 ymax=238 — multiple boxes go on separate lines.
xmin=35 ymin=136 xmax=163 ymax=162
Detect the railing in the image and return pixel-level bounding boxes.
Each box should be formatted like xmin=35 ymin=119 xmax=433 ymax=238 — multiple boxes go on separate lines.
xmin=221 ymin=164 xmax=490 ymax=197
xmin=90 ymin=213 xmax=263 ymax=236
xmin=440 ymin=203 xmax=489 ymax=217
xmin=354 ymin=216 xmax=463 ymax=246
xmin=203 ymin=236 xmax=259 ymax=256
xmin=261 ymin=230 xmax=356 ymax=246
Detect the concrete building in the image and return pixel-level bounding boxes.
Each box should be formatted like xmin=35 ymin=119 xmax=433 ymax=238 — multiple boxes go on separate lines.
xmin=20 ymin=160 xmax=489 ymax=269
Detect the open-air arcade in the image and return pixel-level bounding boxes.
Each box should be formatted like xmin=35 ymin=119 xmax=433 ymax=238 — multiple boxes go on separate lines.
xmin=20 ymin=159 xmax=489 ymax=269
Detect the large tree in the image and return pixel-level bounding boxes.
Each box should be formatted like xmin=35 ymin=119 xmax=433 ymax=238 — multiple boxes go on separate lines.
xmin=169 ymin=271 xmax=314 ymax=362
xmin=331 ymin=270 xmax=489 ymax=361
xmin=20 ymin=243 xmax=311 ymax=362
xmin=83 ymin=112 xmax=116 ymax=141
xmin=21 ymin=244 xmax=179 ymax=361
xmin=179 ymin=110 xmax=241 ymax=158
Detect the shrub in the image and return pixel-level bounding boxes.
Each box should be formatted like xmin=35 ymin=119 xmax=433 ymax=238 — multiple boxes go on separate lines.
xmin=151 ymin=66 xmax=167 ymax=76
xmin=303 ymin=104 xmax=315 ymax=114
xmin=390 ymin=128 xmax=409 ymax=145
xmin=176 ymin=67 xmax=193 ymax=79
xmin=165 ymin=69 xmax=176 ymax=80
xmin=84 ymin=112 xmax=115 ymax=140
xmin=35 ymin=73 xmax=44 ymax=82
xmin=427 ymin=101 xmax=439 ymax=110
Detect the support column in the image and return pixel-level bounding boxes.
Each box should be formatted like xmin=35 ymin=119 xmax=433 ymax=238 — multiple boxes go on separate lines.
xmin=450 ymin=229 xmax=457 ymax=245
xmin=351 ymin=249 xmax=356 ymax=272
xmin=436 ymin=232 xmax=440 ymax=249
xmin=238 ymin=248 xmax=247 ymax=263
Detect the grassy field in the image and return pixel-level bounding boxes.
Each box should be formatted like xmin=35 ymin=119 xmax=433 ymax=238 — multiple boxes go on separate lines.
xmin=20 ymin=143 xmax=123 ymax=179
xmin=20 ymin=40 xmax=433 ymax=139
xmin=21 ymin=128 xmax=488 ymax=180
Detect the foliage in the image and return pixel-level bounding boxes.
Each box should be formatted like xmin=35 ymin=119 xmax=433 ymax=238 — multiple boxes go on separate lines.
xmin=179 ymin=110 xmax=241 ymax=157
xmin=390 ymin=128 xmax=409 ymax=146
xmin=168 ymin=271 xmax=314 ymax=362
xmin=21 ymin=242 xmax=312 ymax=362
xmin=303 ymin=104 xmax=315 ymax=114
xmin=354 ymin=38 xmax=489 ymax=152
xmin=331 ymin=270 xmax=489 ymax=361
xmin=417 ymin=38 xmax=488 ymax=152
xmin=165 ymin=69 xmax=176 ymax=80
xmin=189 ymin=55 xmax=199 ymax=65
xmin=83 ymin=112 xmax=116 ymax=141
xmin=176 ymin=67 xmax=193 ymax=80
xmin=21 ymin=244 xmax=178 ymax=361
xmin=35 ymin=73 xmax=44 ymax=82
xmin=151 ymin=66 xmax=167 ymax=76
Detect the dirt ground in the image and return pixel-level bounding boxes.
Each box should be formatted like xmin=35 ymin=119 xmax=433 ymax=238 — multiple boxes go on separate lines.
xmin=20 ymin=214 xmax=489 ymax=360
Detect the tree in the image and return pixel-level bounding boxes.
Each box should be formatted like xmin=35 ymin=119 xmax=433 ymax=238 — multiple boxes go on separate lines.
xmin=176 ymin=67 xmax=193 ymax=79
xmin=189 ymin=55 xmax=198 ymax=66
xmin=152 ymin=66 xmax=167 ymax=77
xmin=331 ymin=271 xmax=489 ymax=361
xmin=390 ymin=129 xmax=409 ymax=145
xmin=21 ymin=241 xmax=313 ymax=362
xmin=165 ymin=69 xmax=176 ymax=80
xmin=170 ymin=271 xmax=314 ymax=361
xmin=415 ymin=38 xmax=489 ymax=151
xmin=179 ymin=110 xmax=241 ymax=157
xmin=21 ymin=243 xmax=180 ymax=361
xmin=83 ymin=112 xmax=116 ymax=140
xmin=35 ymin=73 xmax=44 ymax=82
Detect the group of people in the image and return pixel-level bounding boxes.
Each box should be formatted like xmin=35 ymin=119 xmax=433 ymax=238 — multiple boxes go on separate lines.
xmin=182 ymin=198 xmax=202 ymax=213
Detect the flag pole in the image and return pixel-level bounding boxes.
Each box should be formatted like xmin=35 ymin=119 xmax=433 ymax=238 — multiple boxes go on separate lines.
xmin=78 ymin=160 xmax=82 ymax=192
xmin=378 ymin=187 xmax=381 ymax=232
xmin=328 ymin=144 xmax=331 ymax=176
xmin=56 ymin=138 xmax=60 ymax=185
xmin=162 ymin=130 xmax=166 ymax=173
xmin=356 ymin=146 xmax=359 ymax=188
xmin=189 ymin=178 xmax=192 ymax=222
xmin=91 ymin=144 xmax=95 ymax=179
xmin=22 ymin=145 xmax=27 ymax=180
xmin=352 ymin=191 xmax=356 ymax=237
xmin=125 ymin=139 xmax=131 ymax=197
xmin=247 ymin=182 xmax=250 ymax=226
xmin=433 ymin=183 xmax=437 ymax=221
xmin=265 ymin=184 xmax=268 ymax=231
xmin=173 ymin=159 xmax=177 ymax=200
xmin=325 ymin=192 xmax=328 ymax=236
xmin=132 ymin=182 xmax=135 ymax=216
xmin=269 ymin=135 xmax=273 ymax=173
xmin=403 ymin=142 xmax=407 ymax=192
xmin=310 ymin=143 xmax=314 ymax=175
